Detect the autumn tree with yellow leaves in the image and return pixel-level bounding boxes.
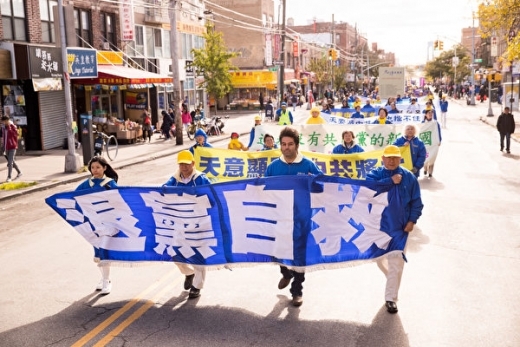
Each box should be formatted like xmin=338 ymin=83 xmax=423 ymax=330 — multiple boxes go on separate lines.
xmin=478 ymin=0 xmax=520 ymax=62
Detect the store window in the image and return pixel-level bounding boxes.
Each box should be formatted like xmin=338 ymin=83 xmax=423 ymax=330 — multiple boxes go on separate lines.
xmin=154 ymin=28 xmax=162 ymax=57
xmin=74 ymin=8 xmax=92 ymax=47
xmin=134 ymin=25 xmax=145 ymax=55
xmin=1 ymin=0 xmax=28 ymax=41
xmin=40 ymin=0 xmax=57 ymax=43
xmin=100 ymin=12 xmax=116 ymax=49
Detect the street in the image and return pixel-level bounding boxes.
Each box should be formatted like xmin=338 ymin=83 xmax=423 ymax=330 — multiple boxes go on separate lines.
xmin=0 ymin=100 xmax=519 ymax=347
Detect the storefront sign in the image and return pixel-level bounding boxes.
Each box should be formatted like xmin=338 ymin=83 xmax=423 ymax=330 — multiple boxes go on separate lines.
xmin=67 ymin=48 xmax=98 ymax=78
xmin=28 ymin=46 xmax=62 ymax=78
xmin=230 ymin=71 xmax=277 ymax=88
xmin=176 ymin=21 xmax=206 ymax=36
xmin=124 ymin=91 xmax=148 ymax=110
xmin=97 ymin=51 xmax=124 ymax=65
xmin=120 ymin=0 xmax=134 ymax=41
xmin=265 ymin=34 xmax=272 ymax=66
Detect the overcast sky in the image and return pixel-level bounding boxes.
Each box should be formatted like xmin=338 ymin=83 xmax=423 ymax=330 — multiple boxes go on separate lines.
xmin=277 ymin=0 xmax=480 ymax=66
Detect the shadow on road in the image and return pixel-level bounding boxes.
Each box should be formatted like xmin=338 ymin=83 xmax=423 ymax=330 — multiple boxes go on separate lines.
xmin=0 ymin=291 xmax=410 ymax=347
xmin=418 ymin=176 xmax=445 ymax=191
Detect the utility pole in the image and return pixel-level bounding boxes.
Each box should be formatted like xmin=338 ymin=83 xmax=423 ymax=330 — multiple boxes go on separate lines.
xmin=59 ymin=0 xmax=81 ymax=172
xmin=331 ymin=14 xmax=334 ymax=96
xmin=277 ymin=0 xmax=286 ymax=105
xmin=169 ymin=0 xmax=183 ymax=145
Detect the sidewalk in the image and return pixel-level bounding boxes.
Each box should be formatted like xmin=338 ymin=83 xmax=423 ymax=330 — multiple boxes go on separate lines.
xmin=0 ymin=111 xmax=264 ymax=201
xmin=451 ymin=97 xmax=520 ymax=142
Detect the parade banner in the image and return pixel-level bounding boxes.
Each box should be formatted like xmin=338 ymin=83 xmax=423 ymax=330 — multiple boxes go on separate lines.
xmin=45 ymin=176 xmax=407 ymax=270
xmin=328 ymin=106 xmax=425 ymax=120
xmin=247 ymin=122 xmax=441 ymax=160
xmin=193 ymin=146 xmax=412 ymax=182
xmin=326 ymin=112 xmax=425 ymax=124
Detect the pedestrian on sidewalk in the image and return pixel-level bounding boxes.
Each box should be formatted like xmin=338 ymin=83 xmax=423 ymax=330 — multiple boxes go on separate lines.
xmin=496 ymin=106 xmax=515 ymax=154
xmin=75 ymin=156 xmax=119 ymax=295
xmin=160 ymin=110 xmax=174 ymax=141
xmin=366 ymin=145 xmax=424 ymax=314
xmin=141 ymin=109 xmax=152 ymax=143
xmin=439 ymin=95 xmax=449 ymax=128
xmin=163 ymin=150 xmax=211 ymax=299
xmin=265 ymin=127 xmax=323 ymax=307
xmin=1 ymin=115 xmax=22 ymax=182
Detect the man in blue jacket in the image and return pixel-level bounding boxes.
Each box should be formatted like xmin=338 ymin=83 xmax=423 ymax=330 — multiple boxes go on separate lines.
xmin=163 ymin=150 xmax=212 ymax=299
xmin=366 ymin=145 xmax=423 ymax=314
xmin=393 ymin=124 xmax=426 ymax=177
xmin=265 ymin=127 xmax=323 ymax=307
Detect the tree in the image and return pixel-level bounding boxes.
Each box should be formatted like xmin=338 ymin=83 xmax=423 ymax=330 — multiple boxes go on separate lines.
xmin=424 ymin=46 xmax=471 ymax=84
xmin=307 ymin=56 xmax=332 ymax=98
xmin=191 ymin=23 xmax=239 ymax=114
xmin=332 ymin=64 xmax=348 ymax=91
xmin=478 ymin=1 xmax=520 ymax=62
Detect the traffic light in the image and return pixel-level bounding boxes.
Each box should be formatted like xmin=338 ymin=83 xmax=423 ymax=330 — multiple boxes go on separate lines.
xmin=331 ymin=49 xmax=338 ymax=61
xmin=439 ymin=41 xmax=444 ymax=50
xmin=328 ymin=48 xmax=333 ymax=59
xmin=433 ymin=40 xmax=439 ymax=49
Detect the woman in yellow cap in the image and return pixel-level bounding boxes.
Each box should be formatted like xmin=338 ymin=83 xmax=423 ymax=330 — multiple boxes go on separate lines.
xmin=305 ymin=106 xmax=327 ymax=124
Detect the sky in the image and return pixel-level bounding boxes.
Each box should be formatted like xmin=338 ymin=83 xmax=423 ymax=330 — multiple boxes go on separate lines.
xmin=278 ymin=0 xmax=481 ymax=66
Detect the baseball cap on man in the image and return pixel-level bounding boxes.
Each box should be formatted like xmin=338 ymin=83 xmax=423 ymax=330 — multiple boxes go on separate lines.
xmin=382 ymin=145 xmax=401 ymax=157
xmin=281 ymin=102 xmax=287 ymax=106
xmin=254 ymin=115 xmax=262 ymax=121
xmin=178 ymin=150 xmax=194 ymax=164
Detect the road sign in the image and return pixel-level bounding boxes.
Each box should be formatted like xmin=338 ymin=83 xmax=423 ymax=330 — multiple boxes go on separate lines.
xmin=268 ymin=67 xmax=278 ymax=72
xmin=452 ymin=57 xmax=459 ymax=67
xmin=273 ymin=60 xmax=284 ymax=66
xmin=474 ymin=58 xmax=483 ymax=63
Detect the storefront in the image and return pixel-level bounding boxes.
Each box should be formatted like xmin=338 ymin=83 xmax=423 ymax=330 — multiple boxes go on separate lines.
xmin=0 ymin=42 xmax=67 ymax=151
xmin=227 ymin=70 xmax=277 ymax=110
xmin=72 ymin=51 xmax=172 ymax=143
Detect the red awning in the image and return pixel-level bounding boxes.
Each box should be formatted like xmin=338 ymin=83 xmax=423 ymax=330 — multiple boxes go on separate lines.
xmin=73 ymin=65 xmax=173 ymax=85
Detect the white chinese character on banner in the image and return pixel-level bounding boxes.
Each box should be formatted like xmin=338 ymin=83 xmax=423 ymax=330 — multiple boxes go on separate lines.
xmin=310 ymin=183 xmax=391 ymax=255
xmin=59 ymin=190 xmax=145 ymax=251
xmin=223 ymin=185 xmax=294 ymax=259
xmin=35 ymin=48 xmax=41 ymax=58
xmin=141 ymin=191 xmax=217 ymax=259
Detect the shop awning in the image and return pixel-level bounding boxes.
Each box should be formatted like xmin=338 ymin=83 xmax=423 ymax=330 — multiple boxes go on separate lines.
xmin=73 ymin=65 xmax=173 ymax=85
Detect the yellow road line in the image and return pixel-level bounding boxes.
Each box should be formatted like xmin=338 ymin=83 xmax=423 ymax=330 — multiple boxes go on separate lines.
xmin=93 ymin=276 xmax=183 ymax=347
xmin=71 ymin=271 xmax=176 ymax=347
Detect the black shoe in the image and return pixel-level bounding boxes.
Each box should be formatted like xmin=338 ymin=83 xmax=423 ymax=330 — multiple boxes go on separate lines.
xmin=385 ymin=301 xmax=398 ymax=314
xmin=507 ymin=150 xmax=510 ymax=154
xmin=423 ymin=170 xmax=427 ymax=175
xmin=188 ymin=287 xmax=200 ymax=299
xmin=292 ymin=296 xmax=303 ymax=307
xmin=184 ymin=274 xmax=194 ymax=290
xmin=500 ymin=148 xmax=503 ymax=152
xmin=428 ymin=174 xmax=432 ymax=178
xmin=278 ymin=277 xmax=291 ymax=290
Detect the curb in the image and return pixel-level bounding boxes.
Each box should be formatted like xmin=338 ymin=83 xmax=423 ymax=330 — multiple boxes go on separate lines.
xmin=0 ymin=131 xmax=249 ymax=202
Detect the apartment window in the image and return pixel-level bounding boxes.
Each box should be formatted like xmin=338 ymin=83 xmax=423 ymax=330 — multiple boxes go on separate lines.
xmin=74 ymin=8 xmax=92 ymax=47
xmin=100 ymin=12 xmax=116 ymax=48
xmin=134 ymin=25 xmax=144 ymax=55
xmin=154 ymin=28 xmax=162 ymax=57
xmin=40 ymin=0 xmax=57 ymax=43
xmin=1 ymin=0 xmax=28 ymax=41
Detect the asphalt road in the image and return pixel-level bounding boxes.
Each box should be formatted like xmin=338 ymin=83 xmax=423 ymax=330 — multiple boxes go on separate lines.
xmin=0 ymin=100 xmax=519 ymax=347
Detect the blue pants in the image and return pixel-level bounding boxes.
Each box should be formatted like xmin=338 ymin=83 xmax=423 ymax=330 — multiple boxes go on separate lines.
xmin=500 ymin=133 xmax=511 ymax=151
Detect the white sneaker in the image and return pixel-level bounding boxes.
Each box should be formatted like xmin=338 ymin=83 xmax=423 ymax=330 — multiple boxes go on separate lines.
xmin=95 ymin=279 xmax=103 ymax=291
xmin=100 ymin=280 xmax=112 ymax=295
xmin=6 ymin=178 xmax=12 ymax=182
xmin=15 ymin=172 xmax=22 ymax=180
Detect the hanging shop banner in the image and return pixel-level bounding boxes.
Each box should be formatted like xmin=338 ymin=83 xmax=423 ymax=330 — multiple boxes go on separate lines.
xmin=32 ymin=78 xmax=63 ymax=92
xmin=66 ymin=48 xmax=98 ymax=78
xmin=28 ymin=46 xmax=63 ymax=78
xmin=119 ymin=0 xmax=134 ymax=41
xmin=124 ymin=91 xmax=148 ymax=110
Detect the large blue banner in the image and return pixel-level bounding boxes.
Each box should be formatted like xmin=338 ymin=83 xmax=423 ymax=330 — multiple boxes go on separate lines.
xmin=45 ymin=176 xmax=407 ymax=270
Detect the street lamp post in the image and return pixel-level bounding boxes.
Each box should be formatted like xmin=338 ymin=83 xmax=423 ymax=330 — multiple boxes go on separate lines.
xmin=487 ymin=73 xmax=494 ymax=117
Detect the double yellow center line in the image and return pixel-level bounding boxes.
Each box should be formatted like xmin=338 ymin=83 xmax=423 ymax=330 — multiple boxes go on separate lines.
xmin=72 ymin=271 xmax=183 ymax=347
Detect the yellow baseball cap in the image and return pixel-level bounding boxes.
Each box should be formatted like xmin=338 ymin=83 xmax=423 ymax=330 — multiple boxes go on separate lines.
xmin=178 ymin=150 xmax=194 ymax=164
xmin=382 ymin=145 xmax=401 ymax=158
xmin=310 ymin=106 xmax=320 ymax=114
xmin=254 ymin=115 xmax=262 ymax=121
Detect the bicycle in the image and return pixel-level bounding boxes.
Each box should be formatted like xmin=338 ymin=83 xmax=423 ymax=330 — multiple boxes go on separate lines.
xmin=93 ymin=127 xmax=118 ymax=161
xmin=186 ymin=114 xmax=208 ymax=140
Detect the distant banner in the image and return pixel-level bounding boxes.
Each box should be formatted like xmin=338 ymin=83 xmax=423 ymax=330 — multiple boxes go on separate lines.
xmin=45 ymin=176 xmax=407 ymax=270
xmin=326 ymin=112 xmax=425 ymax=125
xmin=248 ymin=122 xmax=440 ymax=160
xmin=194 ymin=146 xmax=412 ymax=182
xmin=328 ymin=108 xmax=425 ymax=121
